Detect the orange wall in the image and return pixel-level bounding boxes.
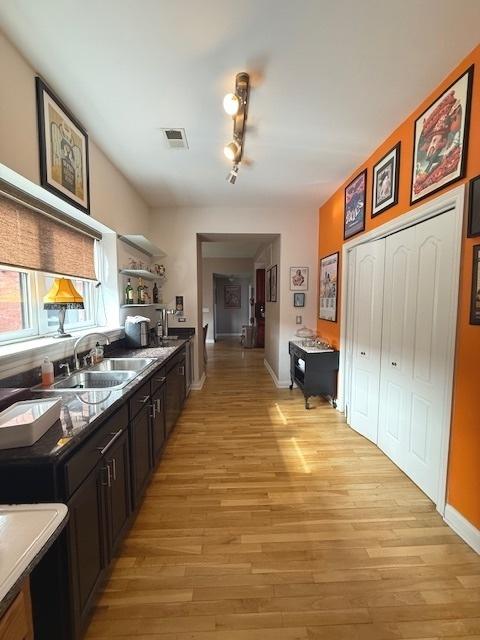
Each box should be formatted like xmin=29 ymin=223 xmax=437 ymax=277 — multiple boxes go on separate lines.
xmin=317 ymin=44 xmax=480 ymax=529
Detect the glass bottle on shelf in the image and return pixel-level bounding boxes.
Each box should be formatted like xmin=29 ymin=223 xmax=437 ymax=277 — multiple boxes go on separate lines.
xmin=137 ymin=277 xmax=144 ymax=304
xmin=125 ymin=278 xmax=134 ymax=305
xmin=152 ymin=282 xmax=159 ymax=304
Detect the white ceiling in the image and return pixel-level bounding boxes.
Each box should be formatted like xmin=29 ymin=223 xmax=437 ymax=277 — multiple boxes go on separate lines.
xmin=202 ymin=241 xmax=262 ymax=259
xmin=1 ymin=1 xmax=480 ymax=210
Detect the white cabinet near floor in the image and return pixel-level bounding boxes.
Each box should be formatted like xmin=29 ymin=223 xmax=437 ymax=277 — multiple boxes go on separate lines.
xmin=348 ymin=239 xmax=385 ymax=443
xmin=378 ymin=210 xmax=457 ymax=502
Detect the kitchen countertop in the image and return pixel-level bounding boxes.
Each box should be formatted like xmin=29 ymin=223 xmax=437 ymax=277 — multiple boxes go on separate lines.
xmin=0 ymin=339 xmax=186 ymax=464
xmin=290 ymin=338 xmax=334 ymax=354
xmin=0 ymin=503 xmax=68 ymax=616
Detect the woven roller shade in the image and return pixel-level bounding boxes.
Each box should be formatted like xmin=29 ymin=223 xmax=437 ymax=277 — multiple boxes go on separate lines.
xmin=0 ymin=193 xmax=96 ymax=280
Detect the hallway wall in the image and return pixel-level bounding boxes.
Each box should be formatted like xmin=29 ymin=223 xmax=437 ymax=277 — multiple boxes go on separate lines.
xmin=316 ymin=44 xmax=480 ymax=530
xmin=214 ymin=275 xmax=251 ymax=337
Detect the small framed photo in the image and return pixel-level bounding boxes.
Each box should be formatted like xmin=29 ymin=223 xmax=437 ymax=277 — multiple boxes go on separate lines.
xmin=411 ymin=65 xmax=473 ymax=205
xmin=468 ymin=175 xmax=480 ymax=237
xmin=270 ymin=265 xmax=278 ymax=302
xmin=319 ymin=252 xmax=339 ymax=322
xmin=266 ymin=268 xmax=271 ymax=302
xmin=470 ymin=245 xmax=480 ymax=325
xmin=290 ymin=266 xmax=308 ymax=291
xmin=294 ymin=292 xmax=305 ymax=307
xmin=344 ymin=169 xmax=367 ymax=240
xmin=35 ymin=77 xmax=90 ymax=213
xmin=372 ymin=142 xmax=401 ymax=217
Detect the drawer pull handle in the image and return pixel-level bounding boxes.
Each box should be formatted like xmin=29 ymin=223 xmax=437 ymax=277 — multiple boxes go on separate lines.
xmin=102 ymin=464 xmax=112 ymax=488
xmin=139 ymin=394 xmax=150 ymax=404
xmin=155 ymin=377 xmax=166 ymax=384
xmin=97 ymin=430 xmax=123 ymax=456
xmin=156 ymin=398 xmax=161 ymax=413
xmin=150 ymin=402 xmax=156 ymax=419
xmin=360 ymin=351 xmax=366 ymax=356
xmin=111 ymin=458 xmax=117 ymax=481
xmin=178 ymin=366 xmax=185 ymax=375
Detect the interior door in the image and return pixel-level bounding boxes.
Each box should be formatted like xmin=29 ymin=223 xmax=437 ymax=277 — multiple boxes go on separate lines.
xmin=378 ymin=210 xmax=457 ymax=502
xmin=348 ymin=239 xmax=385 ymax=443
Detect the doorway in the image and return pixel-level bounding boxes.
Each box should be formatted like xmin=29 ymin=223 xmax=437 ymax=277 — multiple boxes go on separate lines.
xmin=341 ymin=186 xmax=465 ymax=513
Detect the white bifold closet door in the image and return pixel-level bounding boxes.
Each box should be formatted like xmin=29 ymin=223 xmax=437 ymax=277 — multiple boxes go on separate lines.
xmin=348 ymin=239 xmax=385 ymax=443
xmin=378 ymin=210 xmax=457 ymax=503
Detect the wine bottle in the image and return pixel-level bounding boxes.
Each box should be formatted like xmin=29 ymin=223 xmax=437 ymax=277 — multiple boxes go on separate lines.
xmin=125 ymin=278 xmax=134 ymax=304
xmin=153 ymin=282 xmax=159 ymax=304
xmin=137 ymin=277 xmax=144 ymax=304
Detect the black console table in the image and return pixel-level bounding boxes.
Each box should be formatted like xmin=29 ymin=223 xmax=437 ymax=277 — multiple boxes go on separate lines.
xmin=289 ymin=340 xmax=339 ymax=409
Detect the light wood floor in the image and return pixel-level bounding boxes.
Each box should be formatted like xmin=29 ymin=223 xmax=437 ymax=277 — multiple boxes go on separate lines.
xmin=86 ymin=339 xmax=480 ymax=640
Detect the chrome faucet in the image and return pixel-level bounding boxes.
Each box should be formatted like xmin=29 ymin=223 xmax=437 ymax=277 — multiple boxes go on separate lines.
xmin=73 ymin=332 xmax=110 ymax=370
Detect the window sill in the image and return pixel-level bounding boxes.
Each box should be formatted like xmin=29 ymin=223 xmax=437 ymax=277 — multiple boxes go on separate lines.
xmin=0 ymin=326 xmax=124 ymax=381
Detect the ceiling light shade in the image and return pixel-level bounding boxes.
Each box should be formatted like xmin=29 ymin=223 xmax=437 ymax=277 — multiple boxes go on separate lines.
xmin=223 ymin=93 xmax=240 ymax=116
xmin=223 ymin=141 xmax=240 ymax=161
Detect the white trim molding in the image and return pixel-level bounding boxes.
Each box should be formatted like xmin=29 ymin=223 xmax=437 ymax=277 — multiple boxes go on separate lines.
xmin=191 ymin=371 xmax=206 ymax=391
xmin=444 ymin=504 xmax=480 ymax=555
xmin=264 ymin=358 xmax=290 ymax=388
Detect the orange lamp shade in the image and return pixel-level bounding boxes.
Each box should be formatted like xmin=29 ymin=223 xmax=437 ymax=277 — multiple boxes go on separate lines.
xmin=43 ymin=278 xmax=84 ymax=309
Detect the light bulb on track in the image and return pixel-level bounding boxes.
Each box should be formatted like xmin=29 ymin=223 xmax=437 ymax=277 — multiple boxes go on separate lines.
xmin=223 ymin=141 xmax=240 ymax=161
xmin=223 ymin=93 xmax=240 ymax=116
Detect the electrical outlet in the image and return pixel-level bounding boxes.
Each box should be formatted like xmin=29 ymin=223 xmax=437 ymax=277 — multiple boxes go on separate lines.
xmin=296 ymin=315 xmax=302 ymax=324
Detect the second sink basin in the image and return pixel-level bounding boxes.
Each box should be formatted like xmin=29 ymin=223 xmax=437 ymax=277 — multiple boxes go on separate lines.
xmin=90 ymin=358 xmax=154 ymax=372
xmin=52 ymin=370 xmax=136 ymax=390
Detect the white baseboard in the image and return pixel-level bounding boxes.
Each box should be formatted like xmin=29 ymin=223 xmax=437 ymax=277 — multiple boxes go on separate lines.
xmin=264 ymin=359 xmax=291 ymax=388
xmin=206 ymin=339 xmax=215 ymax=344
xmin=444 ymin=504 xmax=480 ymax=554
xmin=216 ymin=333 xmax=242 ymax=337
xmin=191 ymin=372 xmax=206 ymax=391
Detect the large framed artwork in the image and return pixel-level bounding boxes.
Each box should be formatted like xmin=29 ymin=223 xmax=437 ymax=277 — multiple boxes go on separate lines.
xmin=372 ymin=143 xmax=401 ymax=217
xmin=470 ymin=245 xmax=480 ymax=325
xmin=224 ymin=284 xmax=241 ymax=309
xmin=289 ymin=267 xmax=308 ymax=291
xmin=35 ymin=77 xmax=90 ymax=213
xmin=270 ymin=265 xmax=278 ymax=302
xmin=344 ymin=169 xmax=367 ymax=239
xmin=467 ymin=175 xmax=480 ymax=238
xmin=411 ymin=66 xmax=473 ymax=205
xmin=319 ymin=252 xmax=338 ymax=322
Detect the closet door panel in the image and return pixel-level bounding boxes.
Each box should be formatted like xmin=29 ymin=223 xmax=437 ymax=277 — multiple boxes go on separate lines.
xmin=348 ymin=240 xmax=385 ymax=443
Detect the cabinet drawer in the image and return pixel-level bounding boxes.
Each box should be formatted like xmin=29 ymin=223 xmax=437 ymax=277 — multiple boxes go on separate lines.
xmin=150 ymin=367 xmax=166 ymax=394
xmin=63 ymin=405 xmax=128 ymax=499
xmin=0 ymin=580 xmax=33 ymax=640
xmin=165 ymin=349 xmax=186 ymax=373
xmin=129 ymin=380 xmax=151 ymax=420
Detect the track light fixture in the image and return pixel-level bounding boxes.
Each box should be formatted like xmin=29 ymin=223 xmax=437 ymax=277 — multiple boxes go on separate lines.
xmin=226 ymin=164 xmax=239 ymax=184
xmin=223 ymin=72 xmax=250 ymax=183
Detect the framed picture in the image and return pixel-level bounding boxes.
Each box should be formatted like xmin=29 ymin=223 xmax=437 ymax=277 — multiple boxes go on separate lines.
xmin=270 ymin=265 xmax=278 ymax=302
xmin=35 ymin=77 xmax=90 ymax=213
xmin=372 ymin=143 xmax=401 ymax=217
xmin=266 ymin=268 xmax=271 ymax=302
xmin=468 ymin=175 xmax=480 ymax=237
xmin=411 ymin=65 xmax=473 ymax=205
xmin=319 ymin=252 xmax=338 ymax=322
xmin=344 ymin=169 xmax=367 ymax=239
xmin=294 ymin=292 xmax=305 ymax=307
xmin=224 ymin=284 xmax=241 ymax=309
xmin=290 ymin=266 xmax=308 ymax=291
xmin=470 ymin=245 xmax=480 ymax=325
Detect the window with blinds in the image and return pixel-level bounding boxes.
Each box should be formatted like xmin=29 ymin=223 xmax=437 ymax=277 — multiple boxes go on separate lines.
xmin=0 ymin=193 xmax=96 ymax=280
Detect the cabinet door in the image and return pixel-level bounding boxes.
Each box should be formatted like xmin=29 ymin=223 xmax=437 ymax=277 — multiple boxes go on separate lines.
xmin=67 ymin=465 xmax=106 ymax=638
xmin=165 ymin=369 xmax=178 ymax=438
xmin=151 ymin=387 xmax=165 ymax=463
xmin=105 ymin=430 xmax=131 ymax=557
xmin=129 ymin=403 xmax=152 ymax=507
xmin=177 ymin=358 xmax=186 ymax=409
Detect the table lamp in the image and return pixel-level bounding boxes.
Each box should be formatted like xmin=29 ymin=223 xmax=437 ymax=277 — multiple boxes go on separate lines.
xmin=43 ymin=278 xmax=84 ymax=338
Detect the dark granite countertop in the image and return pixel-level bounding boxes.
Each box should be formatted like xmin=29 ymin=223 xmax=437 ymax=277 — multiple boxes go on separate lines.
xmin=0 ymin=339 xmax=186 ymax=465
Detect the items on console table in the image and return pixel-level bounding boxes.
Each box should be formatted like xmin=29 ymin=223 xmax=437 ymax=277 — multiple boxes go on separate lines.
xmin=289 ymin=339 xmax=339 ymax=410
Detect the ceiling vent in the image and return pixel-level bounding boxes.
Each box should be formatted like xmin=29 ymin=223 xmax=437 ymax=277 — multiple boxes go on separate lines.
xmin=161 ymin=128 xmax=189 ymax=150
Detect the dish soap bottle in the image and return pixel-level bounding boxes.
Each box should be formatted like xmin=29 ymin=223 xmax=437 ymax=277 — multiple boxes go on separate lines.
xmin=94 ymin=342 xmax=104 ymax=364
xmin=41 ymin=357 xmax=54 ymax=386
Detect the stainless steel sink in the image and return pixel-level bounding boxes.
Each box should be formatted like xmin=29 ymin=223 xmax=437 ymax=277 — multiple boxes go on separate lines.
xmin=90 ymin=358 xmax=154 ymax=372
xmin=38 ymin=370 xmax=136 ymax=392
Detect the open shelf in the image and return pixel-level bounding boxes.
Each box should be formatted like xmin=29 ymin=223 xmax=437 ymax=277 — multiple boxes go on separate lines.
xmin=121 ymin=303 xmax=158 ymax=308
xmin=119 ymin=268 xmax=159 ymax=281
xmin=118 ymin=234 xmax=166 ymax=258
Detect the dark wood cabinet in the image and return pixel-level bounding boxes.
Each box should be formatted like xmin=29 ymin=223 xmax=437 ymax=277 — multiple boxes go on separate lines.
xmin=67 ymin=464 xmax=106 ymax=639
xmin=151 ymin=385 xmax=165 ymax=463
xmin=165 ymin=356 xmax=185 ymax=437
xmin=129 ymin=402 xmax=152 ymax=507
xmin=289 ymin=341 xmax=339 ymax=409
xmin=104 ymin=429 xmax=131 ymax=557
